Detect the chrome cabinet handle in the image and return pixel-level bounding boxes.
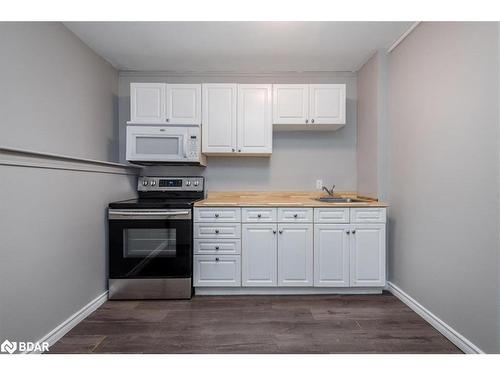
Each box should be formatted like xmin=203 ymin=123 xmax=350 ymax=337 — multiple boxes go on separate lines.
xmin=215 ymin=213 xmax=219 ymax=218
xmin=279 ymin=230 xmax=283 ymax=234
xmin=215 ymin=230 xmax=219 ymax=234
xmin=305 ymin=119 xmax=309 ymax=124
xmin=293 ymin=214 xmax=298 ymax=218
xmin=352 ymin=229 xmax=356 ymax=234
xmin=257 ymin=214 xmax=262 ymax=218
xmin=238 ymin=149 xmax=241 ymax=152
xmin=215 ymin=246 xmax=220 ymax=250
xmin=232 ymin=148 xmax=235 ymax=152
xmin=311 ymin=119 xmax=315 ymax=124
xmin=346 ymin=230 xmax=350 ymax=234
xmin=215 ymin=257 xmax=220 ymax=262
xmin=166 ymin=118 xmax=170 ymax=122
xmin=273 ymin=230 xmax=277 ymax=234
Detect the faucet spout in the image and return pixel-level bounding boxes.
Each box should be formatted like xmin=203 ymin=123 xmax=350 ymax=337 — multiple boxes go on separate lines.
xmin=321 ymin=184 xmax=336 ymax=196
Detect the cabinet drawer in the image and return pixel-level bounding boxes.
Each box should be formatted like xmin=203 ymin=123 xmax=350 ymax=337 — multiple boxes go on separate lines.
xmin=277 ymin=208 xmax=313 ymax=222
xmin=194 ymin=223 xmax=241 ymax=239
xmin=314 ymin=208 xmax=350 ymax=223
xmin=194 ymin=239 xmax=241 ymax=255
xmin=193 ymin=255 xmax=241 ymax=287
xmin=242 ymin=207 xmax=277 ymax=222
xmin=194 ymin=207 xmax=241 ymax=222
xmin=350 ymin=208 xmax=386 ymax=223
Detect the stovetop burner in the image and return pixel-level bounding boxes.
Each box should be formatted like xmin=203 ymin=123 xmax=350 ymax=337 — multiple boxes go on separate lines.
xmin=108 ymin=176 xmax=205 ymax=210
xmin=109 ymin=197 xmax=202 ymax=209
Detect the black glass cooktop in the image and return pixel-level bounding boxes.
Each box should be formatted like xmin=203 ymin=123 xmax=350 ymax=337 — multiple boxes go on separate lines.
xmin=109 ymin=198 xmax=202 ymax=210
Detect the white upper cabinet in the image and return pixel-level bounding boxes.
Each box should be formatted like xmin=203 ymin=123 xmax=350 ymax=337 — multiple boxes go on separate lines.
xmin=202 ymin=84 xmax=238 ymax=154
xmin=309 ymin=84 xmax=346 ymax=125
xmin=237 ymin=84 xmax=272 ymax=154
xmin=130 ymin=83 xmax=166 ymax=124
xmin=130 ymin=83 xmax=201 ymax=125
xmin=202 ymin=84 xmax=272 ymax=155
xmin=273 ymin=84 xmax=309 ymax=125
xmin=350 ymin=224 xmax=386 ymax=287
xmin=166 ymin=84 xmax=201 ymax=125
xmin=273 ymin=84 xmax=346 ymax=131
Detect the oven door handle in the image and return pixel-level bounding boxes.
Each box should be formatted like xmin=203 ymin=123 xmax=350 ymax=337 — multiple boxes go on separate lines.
xmin=109 ymin=210 xmax=190 ymax=216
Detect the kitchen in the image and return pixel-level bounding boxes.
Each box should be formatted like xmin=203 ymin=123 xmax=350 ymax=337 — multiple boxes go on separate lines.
xmin=1 ymin=14 xmax=499 ymax=365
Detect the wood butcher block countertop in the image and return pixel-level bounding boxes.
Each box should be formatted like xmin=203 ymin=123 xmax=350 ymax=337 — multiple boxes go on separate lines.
xmin=194 ymin=191 xmax=388 ymax=208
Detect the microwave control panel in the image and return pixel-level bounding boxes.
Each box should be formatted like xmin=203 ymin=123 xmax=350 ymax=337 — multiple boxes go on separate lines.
xmin=187 ymin=127 xmax=200 ymax=160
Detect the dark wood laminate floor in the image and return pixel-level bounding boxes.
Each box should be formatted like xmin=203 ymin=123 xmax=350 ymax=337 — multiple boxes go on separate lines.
xmin=49 ymin=292 xmax=462 ymax=354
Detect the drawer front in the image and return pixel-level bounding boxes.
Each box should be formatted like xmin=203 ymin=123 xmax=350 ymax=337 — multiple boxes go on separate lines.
xmin=278 ymin=208 xmax=313 ymax=222
xmin=242 ymin=207 xmax=277 ymax=222
xmin=194 ymin=207 xmax=241 ymax=222
xmin=193 ymin=255 xmax=241 ymax=287
xmin=350 ymin=208 xmax=386 ymax=223
xmin=314 ymin=208 xmax=350 ymax=223
xmin=194 ymin=223 xmax=241 ymax=239
xmin=194 ymin=239 xmax=241 ymax=255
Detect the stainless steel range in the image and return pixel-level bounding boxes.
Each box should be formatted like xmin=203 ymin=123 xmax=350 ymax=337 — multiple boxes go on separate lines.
xmin=108 ymin=176 xmax=204 ymax=300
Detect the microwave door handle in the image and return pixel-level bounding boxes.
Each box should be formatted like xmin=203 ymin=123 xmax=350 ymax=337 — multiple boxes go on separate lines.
xmin=183 ymin=136 xmax=188 ymax=158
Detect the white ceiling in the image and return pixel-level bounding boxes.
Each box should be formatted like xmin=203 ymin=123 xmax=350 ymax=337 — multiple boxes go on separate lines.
xmin=64 ymin=22 xmax=412 ymax=72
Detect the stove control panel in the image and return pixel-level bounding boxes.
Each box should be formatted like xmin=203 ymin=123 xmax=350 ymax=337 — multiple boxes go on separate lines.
xmin=138 ymin=176 xmax=204 ymax=192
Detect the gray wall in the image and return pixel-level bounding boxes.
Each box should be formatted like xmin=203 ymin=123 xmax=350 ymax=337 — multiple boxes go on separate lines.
xmin=387 ymin=22 xmax=500 ymax=353
xmin=119 ymin=73 xmax=358 ymax=191
xmin=0 ymin=22 xmax=120 ymax=161
xmin=357 ymin=54 xmax=379 ymax=198
xmin=0 ymin=23 xmax=137 ymax=345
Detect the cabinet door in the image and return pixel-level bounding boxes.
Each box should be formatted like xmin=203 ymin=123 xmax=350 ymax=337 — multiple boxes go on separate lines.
xmin=242 ymin=224 xmax=278 ymax=287
xmin=309 ymin=84 xmax=346 ymax=125
xmin=130 ymin=83 xmax=166 ymax=123
xmin=278 ymin=224 xmax=313 ymax=286
xmin=350 ymin=224 xmax=386 ymax=287
xmin=273 ymin=84 xmax=309 ymax=124
xmin=202 ymin=84 xmax=237 ymax=153
xmin=314 ymin=224 xmax=350 ymax=287
xmin=166 ymin=84 xmax=201 ymax=125
xmin=237 ymin=84 xmax=272 ymax=154
xmin=193 ymin=255 xmax=241 ymax=287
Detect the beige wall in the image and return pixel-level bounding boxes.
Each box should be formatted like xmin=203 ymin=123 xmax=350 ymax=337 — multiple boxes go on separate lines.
xmin=387 ymin=22 xmax=500 ymax=353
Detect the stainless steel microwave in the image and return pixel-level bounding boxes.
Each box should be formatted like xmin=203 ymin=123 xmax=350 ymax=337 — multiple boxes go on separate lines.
xmin=126 ymin=125 xmax=206 ymax=166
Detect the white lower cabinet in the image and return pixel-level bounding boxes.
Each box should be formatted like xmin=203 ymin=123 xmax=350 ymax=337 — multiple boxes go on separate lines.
xmin=193 ymin=255 xmax=241 ymax=287
xmin=350 ymin=224 xmax=386 ymax=287
xmin=194 ymin=206 xmax=386 ymax=291
xmin=242 ymin=224 xmax=278 ymax=286
xmin=278 ymin=224 xmax=313 ymax=286
xmin=313 ymin=224 xmax=350 ymax=287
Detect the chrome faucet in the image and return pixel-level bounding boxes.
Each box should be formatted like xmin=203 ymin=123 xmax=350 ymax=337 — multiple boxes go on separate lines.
xmin=322 ymin=184 xmax=336 ymax=196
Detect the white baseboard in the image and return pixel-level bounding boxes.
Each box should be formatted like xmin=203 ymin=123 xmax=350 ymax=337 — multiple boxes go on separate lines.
xmin=26 ymin=290 xmax=108 ymax=354
xmin=386 ymin=282 xmax=483 ymax=354
xmin=195 ymin=287 xmax=383 ymax=295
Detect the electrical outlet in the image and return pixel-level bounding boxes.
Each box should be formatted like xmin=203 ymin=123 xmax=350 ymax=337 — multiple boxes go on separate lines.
xmin=316 ymin=179 xmax=323 ymax=190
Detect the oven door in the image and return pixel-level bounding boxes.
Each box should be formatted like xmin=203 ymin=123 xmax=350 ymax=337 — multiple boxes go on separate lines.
xmin=108 ymin=209 xmax=192 ymax=279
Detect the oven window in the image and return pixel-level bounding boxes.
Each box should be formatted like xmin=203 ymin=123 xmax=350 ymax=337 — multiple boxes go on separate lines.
xmin=124 ymin=228 xmax=177 ymax=258
xmin=136 ymin=136 xmax=179 ymax=155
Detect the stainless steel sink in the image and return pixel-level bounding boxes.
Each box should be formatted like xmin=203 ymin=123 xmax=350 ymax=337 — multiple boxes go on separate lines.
xmin=314 ymin=197 xmax=364 ymax=203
